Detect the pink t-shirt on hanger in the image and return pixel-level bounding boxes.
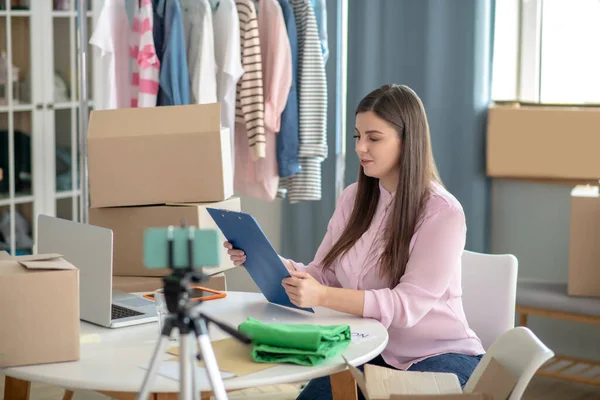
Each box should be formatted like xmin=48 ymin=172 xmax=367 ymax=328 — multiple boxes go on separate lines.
xmin=234 ymin=0 xmax=292 ymax=201
xmin=129 ymin=0 xmax=160 ymax=108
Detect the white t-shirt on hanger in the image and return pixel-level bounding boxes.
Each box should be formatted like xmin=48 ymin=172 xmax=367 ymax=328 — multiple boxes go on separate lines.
xmin=182 ymin=0 xmax=218 ymax=104
xmin=212 ymin=0 xmax=244 ymax=140
xmin=89 ymin=0 xmax=130 ymax=110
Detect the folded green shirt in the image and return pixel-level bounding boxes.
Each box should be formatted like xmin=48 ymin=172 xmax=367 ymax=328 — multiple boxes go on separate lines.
xmin=237 ymin=317 xmax=351 ymax=366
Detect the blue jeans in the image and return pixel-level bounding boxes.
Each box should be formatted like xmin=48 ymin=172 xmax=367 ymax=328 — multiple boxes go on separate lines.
xmin=296 ymin=353 xmax=484 ymax=400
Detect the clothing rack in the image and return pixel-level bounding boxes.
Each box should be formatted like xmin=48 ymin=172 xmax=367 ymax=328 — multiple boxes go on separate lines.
xmin=75 ymin=0 xmax=348 ymax=222
xmin=77 ymin=0 xmax=90 ymax=224
xmin=334 ymin=0 xmax=347 ymax=202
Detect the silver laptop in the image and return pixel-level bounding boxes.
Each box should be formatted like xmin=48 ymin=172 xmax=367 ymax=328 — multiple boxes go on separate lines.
xmin=37 ymin=214 xmax=158 ymax=328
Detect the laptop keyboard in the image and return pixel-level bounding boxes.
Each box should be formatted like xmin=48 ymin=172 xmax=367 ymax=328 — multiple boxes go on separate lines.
xmin=112 ymin=304 xmax=144 ymax=320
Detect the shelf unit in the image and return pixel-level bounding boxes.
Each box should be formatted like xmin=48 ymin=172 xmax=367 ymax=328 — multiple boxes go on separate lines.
xmin=0 ymin=0 xmax=101 ymax=255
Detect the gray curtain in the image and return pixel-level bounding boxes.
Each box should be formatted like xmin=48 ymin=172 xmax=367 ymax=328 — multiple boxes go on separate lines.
xmin=282 ymin=0 xmax=495 ymax=262
xmin=344 ymin=0 xmax=495 ymax=253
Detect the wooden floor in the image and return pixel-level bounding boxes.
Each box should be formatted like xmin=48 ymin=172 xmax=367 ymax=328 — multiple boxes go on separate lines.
xmin=0 ymin=376 xmax=305 ymax=399
xmin=523 ymin=377 xmax=600 ymax=400
xmin=2 ymin=375 xmax=600 ymax=399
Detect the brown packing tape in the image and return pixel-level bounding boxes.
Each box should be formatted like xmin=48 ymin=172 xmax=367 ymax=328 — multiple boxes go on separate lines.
xmin=168 ymin=337 xmax=276 ymax=377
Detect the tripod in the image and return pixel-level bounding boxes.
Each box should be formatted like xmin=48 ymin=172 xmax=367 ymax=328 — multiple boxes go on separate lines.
xmin=138 ymin=226 xmax=251 ymax=400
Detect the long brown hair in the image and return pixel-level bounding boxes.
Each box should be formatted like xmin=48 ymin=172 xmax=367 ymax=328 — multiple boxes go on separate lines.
xmin=322 ymin=84 xmax=441 ymax=287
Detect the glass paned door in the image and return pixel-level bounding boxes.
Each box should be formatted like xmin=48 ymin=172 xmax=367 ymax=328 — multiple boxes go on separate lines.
xmin=0 ymin=1 xmax=37 ymax=255
xmin=50 ymin=0 xmax=95 ymax=221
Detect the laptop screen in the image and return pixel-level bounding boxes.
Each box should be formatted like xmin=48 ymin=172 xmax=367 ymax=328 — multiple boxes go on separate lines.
xmin=36 ymin=214 xmax=114 ymax=326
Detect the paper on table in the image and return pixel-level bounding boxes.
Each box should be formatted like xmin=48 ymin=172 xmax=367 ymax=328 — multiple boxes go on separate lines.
xmin=139 ymin=360 xmax=236 ymax=382
xmin=80 ymin=334 xmax=102 ymax=344
xmin=167 ymin=337 xmax=277 ymax=376
xmin=351 ymin=331 xmax=377 ymax=344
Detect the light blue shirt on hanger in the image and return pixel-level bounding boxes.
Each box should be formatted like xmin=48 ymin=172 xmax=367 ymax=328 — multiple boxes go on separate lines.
xmin=153 ymin=0 xmax=190 ymax=106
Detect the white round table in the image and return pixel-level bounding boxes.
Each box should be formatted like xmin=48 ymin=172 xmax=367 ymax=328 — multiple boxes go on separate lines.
xmin=2 ymin=291 xmax=388 ymax=396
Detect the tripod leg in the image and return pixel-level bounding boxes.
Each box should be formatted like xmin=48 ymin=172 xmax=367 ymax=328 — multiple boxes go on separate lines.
xmin=190 ymin=332 xmax=201 ymax=400
xmin=179 ymin=333 xmax=194 ymax=400
xmin=188 ymin=334 xmax=200 ymax=400
xmin=138 ymin=334 xmax=170 ymax=400
xmin=195 ymin=318 xmax=228 ymax=400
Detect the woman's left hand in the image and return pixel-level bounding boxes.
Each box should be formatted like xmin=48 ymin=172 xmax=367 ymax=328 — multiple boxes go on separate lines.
xmin=282 ymin=271 xmax=327 ymax=308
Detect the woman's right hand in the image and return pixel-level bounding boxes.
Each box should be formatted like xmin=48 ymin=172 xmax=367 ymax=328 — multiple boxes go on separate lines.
xmin=224 ymin=241 xmax=246 ymax=266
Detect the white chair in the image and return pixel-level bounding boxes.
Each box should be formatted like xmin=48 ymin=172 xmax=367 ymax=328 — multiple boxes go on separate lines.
xmin=461 ymin=250 xmax=518 ymax=349
xmin=464 ymin=326 xmax=555 ymax=399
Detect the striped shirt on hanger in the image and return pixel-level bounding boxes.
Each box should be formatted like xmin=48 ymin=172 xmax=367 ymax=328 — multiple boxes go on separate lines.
xmin=283 ymin=0 xmax=327 ymax=202
xmin=290 ymin=0 xmax=327 ymax=160
xmin=129 ymin=0 xmax=160 ymax=108
xmin=235 ymin=0 xmax=266 ymax=160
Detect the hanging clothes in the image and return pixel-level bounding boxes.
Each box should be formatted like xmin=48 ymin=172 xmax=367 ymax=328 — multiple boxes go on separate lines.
xmin=181 ymin=0 xmax=218 ymax=104
xmin=212 ymin=0 xmax=244 ymax=148
xmin=284 ymin=0 xmax=327 ymax=202
xmin=234 ymin=0 xmax=292 ymax=201
xmin=89 ymin=0 xmax=130 ymax=110
xmin=275 ymin=0 xmax=302 ymax=179
xmin=129 ymin=0 xmax=160 ymax=107
xmin=259 ymin=0 xmax=292 ymax=136
xmin=151 ymin=0 xmax=164 ymax=60
xmin=152 ymin=0 xmax=190 ymax=106
xmin=311 ymin=0 xmax=328 ymax=64
xmin=235 ymin=0 xmax=266 ymax=160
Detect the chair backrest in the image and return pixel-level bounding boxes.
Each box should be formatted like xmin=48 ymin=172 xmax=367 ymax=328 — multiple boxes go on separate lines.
xmin=461 ymin=250 xmax=518 ymax=349
xmin=464 ymin=326 xmax=554 ymax=399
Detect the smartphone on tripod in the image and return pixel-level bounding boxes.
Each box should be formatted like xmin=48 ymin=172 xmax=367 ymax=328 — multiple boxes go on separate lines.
xmin=137 ymin=225 xmax=250 ymax=400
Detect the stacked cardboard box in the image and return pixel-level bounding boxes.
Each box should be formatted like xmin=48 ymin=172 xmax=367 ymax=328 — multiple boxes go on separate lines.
xmin=87 ymin=103 xmax=241 ymax=289
xmin=568 ymin=185 xmax=600 ymax=298
xmin=0 ymin=252 xmax=80 ymax=367
xmin=345 ymin=356 xmax=517 ymax=399
xmin=487 ymin=104 xmax=600 ymax=182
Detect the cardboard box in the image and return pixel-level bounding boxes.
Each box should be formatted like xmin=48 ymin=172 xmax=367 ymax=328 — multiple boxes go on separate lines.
xmin=486 ymin=104 xmax=600 ymax=181
xmin=568 ymin=185 xmax=600 ymax=297
xmin=89 ymin=197 xmax=241 ymax=277
xmin=87 ymin=103 xmax=233 ymax=208
xmin=345 ymin=357 xmax=517 ymax=399
xmin=0 ymin=253 xmax=80 ymax=367
xmin=113 ymin=273 xmax=227 ymax=293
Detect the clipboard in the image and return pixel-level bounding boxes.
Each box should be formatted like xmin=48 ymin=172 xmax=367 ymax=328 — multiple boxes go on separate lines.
xmin=206 ymin=208 xmax=314 ymax=313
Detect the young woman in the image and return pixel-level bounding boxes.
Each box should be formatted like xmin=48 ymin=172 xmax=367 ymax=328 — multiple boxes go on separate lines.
xmin=225 ymin=84 xmax=485 ymax=400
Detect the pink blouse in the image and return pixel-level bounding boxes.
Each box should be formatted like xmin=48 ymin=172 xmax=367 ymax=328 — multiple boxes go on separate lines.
xmin=286 ymin=181 xmax=485 ymax=370
xmin=233 ymin=0 xmax=292 ymax=201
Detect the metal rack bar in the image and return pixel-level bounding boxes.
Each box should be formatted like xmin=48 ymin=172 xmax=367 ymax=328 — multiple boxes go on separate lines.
xmin=76 ymin=0 xmax=89 ymax=223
